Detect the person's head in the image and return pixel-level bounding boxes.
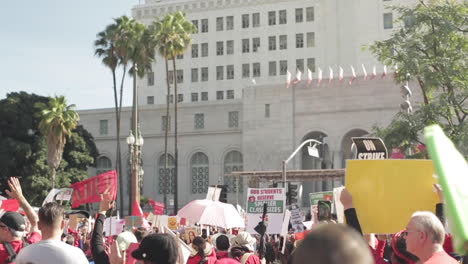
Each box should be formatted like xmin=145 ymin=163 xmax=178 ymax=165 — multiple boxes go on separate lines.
xmin=404 ymin=211 xmax=445 ymax=257
xmin=134 ymin=227 xmax=148 ymax=242
xmin=192 ymin=236 xmax=206 ymax=256
xmin=230 ymin=232 xmax=256 ymax=252
xmin=292 ymin=224 xmax=373 ymax=264
xmin=189 ymin=231 xmax=196 ymax=241
xmin=117 ymin=231 xmax=138 ymax=251
xmin=0 ymin=211 xmax=26 ymax=242
xmin=38 ymin=202 xmax=65 ymax=232
xmin=132 ymin=233 xmax=178 ymax=264
xmin=65 ymin=234 xmax=75 ymax=245
xmin=390 ymin=231 xmax=419 ymax=264
xmin=216 ymin=235 xmax=230 ymax=251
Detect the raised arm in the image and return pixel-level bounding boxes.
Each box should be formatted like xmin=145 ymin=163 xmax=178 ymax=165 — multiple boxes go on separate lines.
xmin=91 ymin=191 xmax=114 ymax=264
xmin=340 ymin=187 xmax=363 ymax=236
xmin=6 ymin=177 xmax=39 ymax=234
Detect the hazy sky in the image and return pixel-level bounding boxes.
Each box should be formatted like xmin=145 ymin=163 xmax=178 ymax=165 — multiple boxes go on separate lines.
xmin=0 ymin=0 xmax=141 ymax=110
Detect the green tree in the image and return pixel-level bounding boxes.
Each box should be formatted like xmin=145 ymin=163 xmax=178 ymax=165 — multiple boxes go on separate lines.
xmin=35 ymin=96 xmax=80 ymax=188
xmin=368 ymin=0 xmax=467 ymax=157
xmin=0 ymin=92 xmax=98 ymax=205
xmin=150 ymin=11 xmax=196 ymax=213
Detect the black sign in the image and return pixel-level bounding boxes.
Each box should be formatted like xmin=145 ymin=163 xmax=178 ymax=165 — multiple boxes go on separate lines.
xmin=351 ymin=137 xmax=388 ymax=160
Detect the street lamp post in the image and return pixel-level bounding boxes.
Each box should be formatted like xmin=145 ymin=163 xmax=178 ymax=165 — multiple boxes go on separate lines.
xmin=282 ymin=139 xmax=322 ymax=188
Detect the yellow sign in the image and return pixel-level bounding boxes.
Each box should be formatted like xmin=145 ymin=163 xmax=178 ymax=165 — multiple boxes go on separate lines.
xmin=168 ymin=216 xmax=178 ymax=230
xmin=346 ymin=159 xmax=439 ymax=234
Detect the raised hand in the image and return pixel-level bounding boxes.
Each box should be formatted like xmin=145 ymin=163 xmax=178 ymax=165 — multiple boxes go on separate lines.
xmin=5 ymin=177 xmax=24 ymax=200
xmin=99 ymin=189 xmax=115 ymax=214
xmin=109 ymin=240 xmax=126 ymax=264
xmin=433 ymin=183 xmax=443 ymax=203
xmin=340 ymin=187 xmax=354 ymax=210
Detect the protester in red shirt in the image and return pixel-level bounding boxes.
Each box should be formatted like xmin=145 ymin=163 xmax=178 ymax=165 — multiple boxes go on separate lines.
xmin=187 ymin=237 xmax=217 ymax=264
xmin=230 ymin=232 xmax=261 ymax=264
xmin=0 ymin=177 xmax=41 ymax=263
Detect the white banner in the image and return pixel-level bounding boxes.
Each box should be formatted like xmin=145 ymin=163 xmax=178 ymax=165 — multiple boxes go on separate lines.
xmin=246 ymin=188 xmax=286 ymax=234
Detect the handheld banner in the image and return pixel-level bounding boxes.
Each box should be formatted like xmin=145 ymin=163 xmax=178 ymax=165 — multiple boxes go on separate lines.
xmin=309 ymin=191 xmax=333 ymax=206
xmin=246 ymin=188 xmax=286 ymax=234
xmin=346 ymin=159 xmax=438 ymax=234
xmin=425 ymin=125 xmax=468 ymax=254
xmin=351 ymin=137 xmax=388 ymax=160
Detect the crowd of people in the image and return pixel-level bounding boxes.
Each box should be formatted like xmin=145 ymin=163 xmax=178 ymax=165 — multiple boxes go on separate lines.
xmin=0 ymin=176 xmax=465 ymax=264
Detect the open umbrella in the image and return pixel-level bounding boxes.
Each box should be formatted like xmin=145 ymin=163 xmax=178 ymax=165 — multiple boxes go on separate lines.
xmin=177 ymin=199 xmax=214 ymax=223
xmin=198 ymin=201 xmax=245 ymax=229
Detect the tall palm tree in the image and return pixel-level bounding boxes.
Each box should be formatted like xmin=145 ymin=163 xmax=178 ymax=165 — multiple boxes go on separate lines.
xmin=35 ymin=96 xmax=79 ymax=188
xmin=150 ymin=11 xmax=196 ymax=213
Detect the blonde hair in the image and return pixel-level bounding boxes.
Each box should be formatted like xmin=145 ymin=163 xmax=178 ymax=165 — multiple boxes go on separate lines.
xmin=411 ymin=211 xmax=445 ymax=244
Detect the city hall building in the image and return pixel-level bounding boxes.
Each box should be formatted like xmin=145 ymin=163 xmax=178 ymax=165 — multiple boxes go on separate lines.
xmin=79 ymin=0 xmax=422 ymax=212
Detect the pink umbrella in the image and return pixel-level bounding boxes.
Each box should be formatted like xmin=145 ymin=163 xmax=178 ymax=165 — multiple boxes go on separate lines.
xmin=198 ymin=201 xmax=245 ymax=229
xmin=177 ymin=199 xmax=214 ymax=223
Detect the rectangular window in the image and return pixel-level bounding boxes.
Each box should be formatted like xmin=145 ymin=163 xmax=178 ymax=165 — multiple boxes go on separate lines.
xmin=227 ymin=65 xmax=234 ymax=79
xmin=195 ymin=113 xmax=205 ymax=129
xmin=192 ymin=44 xmax=198 ymax=58
xmin=168 ymin=70 xmax=174 ymax=83
xmin=226 ymin=40 xmax=234 ymax=54
xmin=216 ymin=66 xmax=224 ymax=80
xmin=176 ymin=70 xmax=183 ymax=83
xmin=226 ymin=16 xmax=234 ymax=30
xmin=279 ymin=35 xmax=287 ymax=50
xmin=201 ymin=43 xmax=208 ymax=57
xmin=201 ymin=67 xmax=209 ymax=81
xmin=296 ymin=33 xmax=304 ymax=48
xmin=216 ymin=17 xmax=224 ymax=31
xmin=147 ymin=96 xmax=154 ymax=105
xmin=177 ymin=93 xmax=183 ymax=103
xmin=147 ymin=71 xmax=154 ymax=86
xmin=242 ymin=39 xmax=250 ymax=53
xmin=253 ymin=62 xmax=261 ymax=77
xmin=242 ymin=14 xmax=249 ymax=28
xmin=167 ymin=95 xmax=174 ymax=104
xmin=306 ymin=7 xmax=314 ymax=21
xmin=306 ymin=32 xmax=315 ymax=47
xmin=99 ymin=120 xmax=108 ymax=135
xmin=296 ymin=59 xmax=304 ymax=72
xmin=295 ymin=8 xmax=303 ymax=23
xmin=279 ymin=60 xmax=288 ymax=75
xmin=201 ymin=18 xmax=209 ymax=32
xmin=279 ymin=10 xmax=287 ymax=24
xmin=268 ymin=36 xmax=276 ymax=51
xmin=227 ymin=90 xmax=234 ymax=99
xmin=269 ymin=61 xmax=277 ymax=76
xmin=216 ymin=91 xmax=224 ymax=100
xmin=307 ymin=58 xmax=316 ymax=72
xmin=265 ymin=104 xmax=270 ymax=118
xmin=192 ymin=20 xmax=198 ymax=33
xmin=383 ymin=13 xmax=393 ymax=29
xmin=162 ymin=116 xmax=170 ymax=131
xmin=252 ymin=13 xmax=260 ymax=27
xmin=201 ymin=92 xmax=208 ymax=101
xmin=191 ymin=92 xmax=199 ymax=102
xmin=191 ymin=68 xmax=199 ymax=82
xmin=268 ymin=11 xmax=276 ymax=25
xmin=228 ymin=111 xmax=239 ymax=128
xmin=253 ymin=37 xmax=260 ymax=52
xmin=242 ymin=63 xmax=250 ymax=78
xmin=176 ymin=54 xmax=183 ymax=60
xmin=216 ymin=41 xmax=224 ymax=55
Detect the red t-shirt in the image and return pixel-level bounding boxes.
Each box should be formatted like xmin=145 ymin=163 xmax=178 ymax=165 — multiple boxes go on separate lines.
xmin=0 ymin=232 xmax=41 ymax=263
xmin=424 ymin=251 xmax=458 ymax=264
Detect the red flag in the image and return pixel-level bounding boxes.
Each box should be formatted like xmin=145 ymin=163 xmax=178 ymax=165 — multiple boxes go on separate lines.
xmin=132 ymin=200 xmax=144 ymax=217
xmin=0 ymin=199 xmax=20 ymax=212
xmin=148 ymin=199 xmax=165 ymax=215
xmin=70 ymin=170 xmax=118 ymax=208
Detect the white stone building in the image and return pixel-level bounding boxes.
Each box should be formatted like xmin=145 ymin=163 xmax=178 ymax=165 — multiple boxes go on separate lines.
xmin=79 ymin=0 xmax=422 ymax=212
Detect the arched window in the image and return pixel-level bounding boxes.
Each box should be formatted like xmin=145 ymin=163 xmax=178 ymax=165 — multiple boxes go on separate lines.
xmin=191 ymin=152 xmax=209 ymax=194
xmin=158 ymin=154 xmax=175 ymax=194
xmin=224 ymin=151 xmax=243 ymax=193
xmin=96 ymin=156 xmax=112 ymax=175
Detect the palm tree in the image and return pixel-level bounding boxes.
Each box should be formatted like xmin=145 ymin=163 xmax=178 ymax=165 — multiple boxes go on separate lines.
xmin=35 ymin=96 xmax=79 ymax=189
xmin=150 ymin=11 xmax=196 ymax=213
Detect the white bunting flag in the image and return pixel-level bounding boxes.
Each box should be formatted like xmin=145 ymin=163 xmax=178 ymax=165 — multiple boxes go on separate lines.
xmin=349 ymin=66 xmax=356 ymax=85
xmin=286 ymin=70 xmax=292 ymax=88
xmin=361 ymin=64 xmax=368 ymax=80
xmin=381 ymin=65 xmax=387 ymax=78
xmin=371 ymin=65 xmax=377 ymax=79
xmin=328 ymin=67 xmax=334 ymax=83
xmin=317 ymin=67 xmax=323 ymax=86
xmin=339 ymin=66 xmax=344 ymax=81
xmin=307 ymin=68 xmax=313 ymax=85
xmin=292 ymin=70 xmax=302 ymax=85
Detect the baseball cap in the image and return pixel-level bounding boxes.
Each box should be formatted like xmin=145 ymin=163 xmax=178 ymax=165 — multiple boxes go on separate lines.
xmin=131 ymin=233 xmax=177 ymax=263
xmin=0 ymin=212 xmax=26 ymax=231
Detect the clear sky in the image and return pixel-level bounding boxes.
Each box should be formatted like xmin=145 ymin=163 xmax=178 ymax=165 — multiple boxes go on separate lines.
xmin=0 ymin=0 xmax=141 ymax=110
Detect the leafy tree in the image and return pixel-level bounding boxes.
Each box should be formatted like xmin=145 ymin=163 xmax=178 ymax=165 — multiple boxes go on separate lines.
xmin=0 ymin=92 xmax=98 ymax=205
xmin=150 ymin=11 xmax=196 ymax=213
xmin=368 ymin=0 xmax=467 ymax=157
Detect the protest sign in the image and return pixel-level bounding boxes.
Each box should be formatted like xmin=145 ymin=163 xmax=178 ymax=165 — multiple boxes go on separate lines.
xmin=184 ymin=227 xmax=198 ymax=244
xmin=206 ymin=186 xmax=222 ymax=201
xmin=42 ymin=189 xmax=61 ymax=206
xmin=333 ymin=186 xmax=345 ymax=223
xmin=351 ymin=137 xmax=388 ymax=160
xmin=347 ymin=159 xmax=438 ymax=234
xmin=125 ymin=216 xmax=143 ymax=228
xmin=168 ymin=216 xmax=178 ymax=230
xmin=148 ymin=199 xmax=165 ymax=215
xmin=425 ymin=124 xmax=468 ymax=254
xmin=280 ymin=209 xmax=291 ymax=254
xmin=246 ymin=188 xmax=286 ymax=234
xmin=0 ymin=199 xmax=20 ymax=212
xmin=290 ymin=204 xmax=304 ymax=233
xmin=56 ymin=188 xmax=73 ymax=201
xmin=103 ymin=217 xmax=125 ymax=236
xmin=71 ymin=170 xmax=117 ymax=208
xmin=309 ymin=191 xmax=333 ymax=205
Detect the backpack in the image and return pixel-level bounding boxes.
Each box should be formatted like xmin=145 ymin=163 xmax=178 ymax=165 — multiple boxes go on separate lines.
xmin=3 ymin=239 xmax=29 ymax=264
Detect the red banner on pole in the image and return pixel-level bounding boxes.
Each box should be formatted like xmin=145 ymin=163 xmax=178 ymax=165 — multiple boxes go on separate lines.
xmin=70 ymin=170 xmax=118 ymax=208
xmin=148 ymin=199 xmax=165 ymax=215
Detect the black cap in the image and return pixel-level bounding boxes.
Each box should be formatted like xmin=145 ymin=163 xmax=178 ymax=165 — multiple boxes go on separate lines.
xmin=131 ymin=233 xmax=178 ymax=263
xmin=0 ymin=212 xmax=26 ymax=231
